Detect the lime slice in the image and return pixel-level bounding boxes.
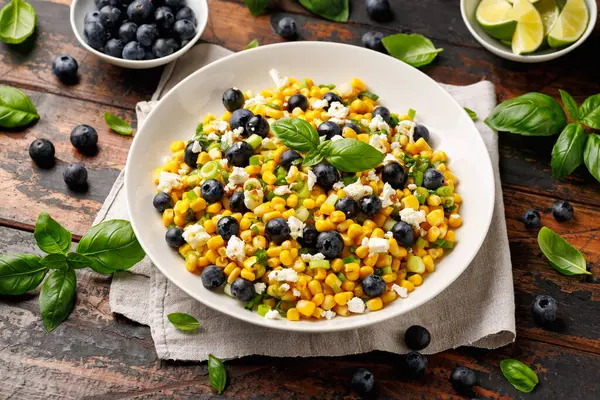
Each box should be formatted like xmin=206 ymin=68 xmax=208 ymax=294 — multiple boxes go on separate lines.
xmin=547 ymin=0 xmax=589 ymax=47
xmin=511 ymin=0 xmax=545 ymax=55
xmin=476 ymin=0 xmax=518 ymax=41
xmin=535 ymin=0 xmax=560 ymax=35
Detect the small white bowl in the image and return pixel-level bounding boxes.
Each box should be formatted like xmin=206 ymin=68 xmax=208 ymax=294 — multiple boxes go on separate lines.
xmin=460 ymin=0 xmax=597 ymax=63
xmin=70 ymin=0 xmax=208 ymax=69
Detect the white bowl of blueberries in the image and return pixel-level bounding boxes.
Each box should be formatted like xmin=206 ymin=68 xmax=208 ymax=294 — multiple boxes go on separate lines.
xmin=70 ymin=0 xmax=208 ymax=69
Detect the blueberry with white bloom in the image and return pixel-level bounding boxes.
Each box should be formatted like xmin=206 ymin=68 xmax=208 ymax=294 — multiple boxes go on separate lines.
xmin=382 ymin=162 xmax=407 ymax=189
xmin=201 ymin=265 xmax=226 ymax=290
xmin=122 ymin=41 xmax=145 ymax=60
xmin=201 ymin=179 xmax=225 ymax=203
xmin=231 ymin=278 xmax=256 ymax=302
xmin=28 ymin=139 xmax=55 ymax=169
xmin=52 ymin=55 xmax=78 ymax=83
xmin=222 ymin=88 xmax=245 ymax=112
xmin=422 ymin=168 xmax=444 ymax=189
xmin=278 ymin=16 xmax=297 ymax=40
xmin=392 ymin=221 xmax=416 ymax=246
xmin=404 ymin=351 xmax=428 ymax=378
xmin=552 ymin=200 xmax=574 ymax=222
xmin=316 ymin=231 xmax=344 ymax=259
xmin=136 ymin=24 xmax=159 ymax=46
xmin=362 ymin=274 xmax=386 ymax=297
xmin=84 ymin=22 xmax=106 ymax=49
xmin=351 ymin=368 xmax=375 ymax=395
xmin=362 ymin=31 xmax=387 ymax=53
xmin=298 ymin=225 xmax=318 ymax=248
xmin=317 ymin=121 xmax=342 ymax=140
xmin=176 ymin=7 xmax=197 ymax=25
xmin=105 ymin=39 xmax=125 ymax=58
xmin=174 ymin=19 xmax=195 ymax=40
xmin=217 ymin=216 xmax=239 ymax=241
xmin=119 ymin=21 xmax=138 ymax=42
xmin=99 ymin=5 xmax=122 ymax=28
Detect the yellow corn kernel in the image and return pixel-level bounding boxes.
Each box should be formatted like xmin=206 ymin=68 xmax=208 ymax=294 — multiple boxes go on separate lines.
xmin=358 ymin=266 xmax=373 ymax=279
xmin=331 ymin=258 xmax=344 ymax=273
xmin=245 ymin=165 xmax=261 ymax=176
xmin=222 ymin=262 xmax=236 ymax=276
xmin=363 ymin=254 xmax=379 ymax=267
xmin=308 ymin=280 xmax=323 ymax=295
xmin=325 ymin=273 xmax=343 ymax=292
xmin=174 ymin=200 xmax=188 ymax=216
xmin=281 ymin=209 xmax=295 ymax=220
xmin=302 ymin=198 xmax=316 ymax=209
xmin=313 ymin=194 xmax=326 ymax=208
xmin=321 ymin=294 xmax=336 ymax=310
xmin=381 ymin=290 xmax=397 ymax=304
xmin=267 ymin=246 xmax=282 ymax=258
xmin=354 ymin=246 xmax=368 ymax=259
xmin=237 ymin=217 xmax=252 ymax=230
xmin=161 ymin=209 xmax=174 ymax=226
xmin=401 ymin=195 xmax=419 ymax=210
xmin=215 ymin=255 xmax=228 ymax=267
xmin=344 ymin=263 xmax=360 ymax=281
xmin=262 ymin=171 xmax=277 ymax=185
xmin=371 ymin=228 xmax=385 ymax=239
xmin=196 ymin=255 xmax=209 ymax=267
xmin=311 ymin=292 xmax=325 ymax=307
xmin=388 ymin=239 xmax=403 ymax=259
xmin=172 ymin=215 xmax=185 ymax=227
xmin=279 ymin=250 xmax=294 ymax=266
xmin=267 ymin=257 xmax=281 ymax=268
xmin=262 ymin=211 xmax=282 ymax=223
xmin=423 ymin=255 xmax=435 ymax=273
xmin=427 ymin=209 xmax=445 ymax=227
xmin=243 ymin=256 xmax=258 ymax=269
xmin=253 ymin=204 xmax=272 ymax=218
xmin=184 ymin=252 xmax=198 ymax=272
xmin=315 ymin=218 xmax=335 ymax=232
xmin=205 ymin=202 xmax=221 ymax=213
xmin=207 ymin=235 xmax=225 ymax=250
xmin=286 ymin=308 xmax=300 ymax=321
xmin=337 ymin=219 xmax=353 ymax=232
xmin=445 ymin=230 xmax=457 ymax=243
xmin=408 ymin=274 xmax=423 ymax=287
xmin=334 ymin=292 xmax=351 ymax=306
xmin=177 ymin=243 xmax=191 ymax=258
xmin=292 ymin=257 xmax=306 ymax=273
xmin=332 ymin=304 xmax=348 ymax=316
xmin=366 ymin=297 xmax=383 ymax=311
xmin=375 ymin=255 xmax=392 ymax=268
xmin=431 ymin=150 xmax=447 ymax=163
xmin=427 ymin=226 xmax=441 ymax=242
xmin=372 ymin=213 xmax=386 ymax=227
xmin=170 ymin=140 xmax=186 ymax=152
xmin=400 ymin=279 xmax=415 ymax=292
xmin=283 ymin=193 xmax=298 ymax=208
xmin=340 ymin=233 xmax=352 ymax=247
xmin=189 ymin=197 xmax=206 ymax=212
xmin=197 ymin=151 xmax=212 ymax=165
xmin=317 ymin=202 xmax=334 ymax=215
xmin=296 ymin=300 xmax=316 ymax=317
xmin=312 ymin=267 xmax=327 ymax=281
xmin=347 ymin=224 xmax=363 ymax=240
xmin=427 ymin=194 xmax=442 ymax=207
xmin=448 ymin=214 xmax=462 ymax=228
xmin=271 ymin=196 xmax=286 ymax=206
xmin=240 ymin=269 xmax=256 ymax=281
xmin=453 ymin=193 xmax=462 ymax=204
xmin=342 ymin=280 xmax=356 ymax=291
xmin=382 ymin=273 xmax=397 ymax=284
xmin=227 ymin=267 xmax=241 ymax=284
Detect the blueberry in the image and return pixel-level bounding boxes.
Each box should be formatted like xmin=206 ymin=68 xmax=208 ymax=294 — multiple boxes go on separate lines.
xmin=225 ymin=141 xmax=254 ymax=167
xmin=414 ymin=124 xmax=430 ymax=142
xmin=70 ymin=124 xmax=98 ymax=152
xmin=229 ymin=191 xmax=249 ymax=213
xmin=279 ymin=150 xmax=302 ymax=169
xmin=360 ymin=195 xmax=382 ymax=216
xmin=105 ymin=38 xmax=125 ymax=57
xmin=343 ymin=122 xmax=362 ymax=135
xmin=127 ymin=0 xmax=154 ymax=24
xmin=63 ymin=163 xmax=88 ymax=190
xmin=94 ymin=0 xmax=111 ymax=9
xmin=323 ymin=92 xmax=343 ymax=109
xmin=174 ymin=19 xmax=195 ymax=40
xmin=84 ymin=11 xmax=102 ymax=25
xmin=180 ymin=39 xmax=190 ymax=47
xmin=245 ymin=115 xmax=269 ymax=138
xmin=287 ymin=94 xmax=309 ymax=112
xmin=312 ymin=163 xmax=340 ymax=191
xmin=119 ymin=21 xmax=138 ymax=42
xmin=165 ymin=226 xmax=185 ymax=247
xmin=136 ymin=24 xmax=159 ymax=47
xmin=201 ymin=265 xmax=226 ymax=290
xmin=154 ymin=6 xmax=175 ymax=32
xmin=229 ymin=109 xmax=254 ymax=133
xmin=423 ymin=168 xmax=444 ymax=189
xmin=201 ymin=179 xmax=225 ymax=203
xmin=298 ymin=225 xmax=318 ymax=248
xmin=52 ymin=55 xmax=78 ymax=83
xmin=450 ymin=366 xmax=477 ymax=394
xmin=153 ymin=192 xmax=173 ymax=212
xmin=230 ymin=278 xmax=256 ymax=302
xmin=84 ymin=22 xmax=106 ymax=50
xmin=522 ymin=209 xmax=541 ymax=228
xmin=144 ymin=47 xmax=156 ymax=60
xmin=362 ymin=274 xmax=386 ymax=297
xmin=316 ymin=231 xmax=344 ymax=259
xmin=351 ymin=368 xmax=375 ymax=395
xmin=122 ymin=41 xmax=145 ymax=59
xmin=152 ymin=37 xmax=178 ymax=58
xmin=366 ymin=0 xmax=392 ymax=22
xmin=392 ymin=221 xmax=416 ymax=247
xmin=317 ymin=121 xmax=342 ymax=140
xmin=373 ymin=106 xmax=392 ymax=125
xmin=183 ymin=141 xmax=199 ymax=167
xmin=175 ymin=6 xmax=196 ymax=25
xmin=28 ymin=139 xmax=55 ymax=169
xmin=404 ymin=351 xmax=428 ymax=378
xmin=335 ymin=197 xmax=359 ymax=219
xmin=531 ymin=294 xmax=557 ymax=325
xmin=278 ymin=16 xmax=297 ymax=40
xmin=552 ymin=200 xmax=573 ymax=222
xmin=362 ymin=31 xmax=387 ymax=53
xmin=404 ymin=325 xmax=431 ymax=350
xmin=265 ymin=217 xmax=291 ymax=245
xmin=222 ymin=88 xmax=244 ymax=112
xmin=381 ymin=162 xmax=407 ymax=190
xmin=217 ymin=216 xmax=239 ymax=241
xmin=165 ymin=0 xmax=184 ymax=9
xmin=99 ymin=5 xmax=122 ymax=28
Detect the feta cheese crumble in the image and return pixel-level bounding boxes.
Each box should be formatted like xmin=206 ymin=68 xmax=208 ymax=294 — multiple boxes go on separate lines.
xmin=380 ymin=182 xmax=398 ymax=207
xmin=347 ymin=297 xmax=366 ymax=314
xmin=365 ymin=237 xmax=389 ymax=255
xmin=293 ymin=289 xmax=301 ymax=297
xmin=390 ymin=142 xmax=401 ymax=150
xmin=287 ymin=216 xmax=305 ymax=240
xmin=407 ymin=184 xmax=417 ymax=191
xmin=399 ymin=208 xmax=426 ymax=232
xmin=211 ymin=120 xmax=228 ymax=132
xmin=268 ymin=268 xmax=299 ymax=282
xmin=219 ymin=159 xmax=228 ymax=168
xmin=312 ymin=99 xmax=329 ymax=110
xmin=332 ymin=181 xmax=345 ymax=190
xmin=366 ymin=169 xmax=379 ymax=182
xmin=274 ymin=186 xmax=292 ymax=196
xmin=254 ymin=282 xmax=266 ymax=295
xmin=383 ymin=154 xmax=398 ymax=165
xmin=178 ymin=165 xmax=191 ymax=175
xmin=264 ymin=309 xmax=281 ymax=320
xmin=391 ymin=283 xmax=409 ymax=298
xmin=269 ymin=68 xmax=289 ymax=89
xmin=225 ymin=236 xmax=246 ymax=262
xmin=244 ymin=94 xmax=267 ymax=108
xmin=321 ymin=310 xmax=336 ymax=320
xmin=182 ymin=224 xmax=211 ymax=250
xmin=397 ymin=120 xmax=416 ymax=142
xmin=385 ymin=231 xmax=394 ymax=239
xmin=307 ymin=170 xmax=317 ymax=191
xmin=326 ymin=101 xmax=349 ymax=119
xmin=338 ymin=83 xmax=353 ymax=96
xmin=207 ymin=132 xmax=220 ymax=141
xmin=369 ymin=114 xmax=391 ymax=133
xmin=369 ymin=133 xmax=388 ymax=153
xmin=229 ymin=167 xmax=249 ymax=185
xmin=157 ymin=172 xmax=182 ymax=193
xmin=301 ymin=253 xmax=326 ymax=262
xmin=280 ymin=283 xmax=290 ymax=292
xmin=261 ymin=137 xmax=277 ymax=149
xmin=343 ymin=179 xmax=373 ymax=200
xmin=191 ymin=141 xmax=203 ymax=153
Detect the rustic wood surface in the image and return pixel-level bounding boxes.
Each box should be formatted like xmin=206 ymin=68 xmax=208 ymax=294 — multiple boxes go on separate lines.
xmin=1 ymin=0 xmax=599 ymax=398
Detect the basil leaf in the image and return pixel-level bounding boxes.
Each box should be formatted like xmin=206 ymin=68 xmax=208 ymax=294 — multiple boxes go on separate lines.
xmin=464 ymin=107 xmax=477 ymax=121
xmin=485 ymin=93 xmax=567 ymax=136
xmin=359 ymin=91 xmax=379 ymax=101
xmin=583 ymin=133 xmax=600 ymax=184
xmin=559 ymin=89 xmax=580 ymax=121
xmin=243 ymin=0 xmax=269 ymax=17
xmin=271 ymin=118 xmax=319 ymax=152
xmin=40 ymin=253 xmax=69 ymax=270
xmin=537 ymin=227 xmax=590 ymax=276
xmin=0 ymin=0 xmax=36 ymax=44
xmin=500 ymin=359 xmax=539 ymax=393
xmin=302 ymin=148 xmax=324 ymax=167
xmin=76 ymin=219 xmax=145 ymax=274
xmin=66 ymin=253 xmax=92 ymax=269
xmin=104 ymin=112 xmax=133 ymax=136
xmin=299 ymin=0 xmax=349 ymax=22
xmin=0 ymin=254 xmax=46 ymax=295
xmin=382 ymin=33 xmax=444 ymax=68
xmin=550 ymin=123 xmax=586 ymax=179
xmin=0 ymin=85 xmax=39 ymax=128
xmin=325 ymin=138 xmax=385 ymax=172
xmin=34 ymin=212 xmax=72 ymax=255
xmin=579 ymin=94 xmax=600 ymax=129
xmin=167 ymin=312 xmax=200 ymax=331
xmin=39 ymin=267 xmax=76 ymax=332
xmin=244 ymin=39 xmax=259 ymax=49
xmin=208 ymin=354 xmax=227 ymax=394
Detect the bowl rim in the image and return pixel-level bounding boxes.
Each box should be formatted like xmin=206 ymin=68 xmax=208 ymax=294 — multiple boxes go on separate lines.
xmin=69 ymin=0 xmax=208 ymax=67
xmin=460 ymin=0 xmax=598 ymax=63
xmin=124 ymin=41 xmax=496 ymax=332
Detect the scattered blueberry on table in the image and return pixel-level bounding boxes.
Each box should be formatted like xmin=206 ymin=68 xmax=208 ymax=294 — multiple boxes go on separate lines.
xmin=522 ymin=209 xmax=541 ymax=228
xmin=365 ymin=0 xmax=392 ymax=22
xmin=63 ymin=163 xmax=89 ymax=191
xmin=277 ymin=16 xmax=298 ymax=40
xmin=70 ymin=124 xmax=99 ymax=154
xmin=531 ymin=294 xmax=558 ymax=325
xmin=404 ymin=351 xmax=428 ymax=378
xmin=28 ymin=138 xmax=56 ymax=169
xmin=52 ymin=55 xmax=79 ymax=83
xmin=552 ymin=200 xmax=574 ymax=222
xmin=362 ymin=31 xmax=387 ymax=53
xmin=449 ymin=366 xmax=477 ymax=394
xmin=351 ymin=368 xmax=375 ymax=395
xmin=404 ymin=325 xmax=431 ymax=350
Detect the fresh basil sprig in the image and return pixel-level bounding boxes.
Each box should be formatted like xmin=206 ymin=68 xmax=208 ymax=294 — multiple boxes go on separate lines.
xmin=0 ymin=254 xmax=46 ymax=295
xmin=271 ymin=118 xmax=384 ymax=172
xmin=500 ymin=359 xmax=539 ymax=393
xmin=208 ymin=354 xmax=227 ymax=394
xmin=167 ymin=312 xmax=200 ymax=331
xmin=104 ymin=112 xmax=133 ymax=135
xmin=40 ymin=267 xmax=77 ymax=332
xmin=0 ymin=85 xmax=39 ymax=128
xmin=584 ymin=133 xmax=600 ymax=183
xmin=299 ymin=0 xmax=349 ymax=22
xmin=559 ymin=89 xmax=580 ymax=121
xmin=579 ymin=94 xmax=600 ymax=129
xmin=538 ymin=227 xmax=590 ymax=276
xmin=34 ymin=212 xmax=72 ymax=255
xmin=382 ymin=33 xmax=443 ymax=68
xmin=550 ymin=123 xmax=586 ymax=179
xmin=0 ymin=0 xmax=37 ymax=44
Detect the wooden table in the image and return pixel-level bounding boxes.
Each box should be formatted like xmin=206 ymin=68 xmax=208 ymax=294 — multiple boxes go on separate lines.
xmin=1 ymin=0 xmax=599 ymax=398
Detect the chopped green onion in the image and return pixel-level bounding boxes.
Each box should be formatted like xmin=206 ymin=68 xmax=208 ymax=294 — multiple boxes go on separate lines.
xmin=207 ymin=142 xmax=220 ymax=150
xmin=389 ymin=114 xmax=399 ymax=127
xmin=244 ymin=39 xmax=259 ymax=50
xmin=407 ymin=255 xmax=426 ymax=274
xmin=325 ymin=193 xmax=338 ymax=206
xmin=266 ymin=191 xmax=276 ymax=201
xmin=383 ymin=218 xmax=397 ymax=232
xmin=415 ymin=237 xmax=428 ymax=248
xmin=337 ymin=272 xmax=346 ymax=282
xmin=381 ymin=266 xmax=393 ymax=275
xmin=295 ymin=206 xmax=309 ymax=222
xmin=436 ymin=186 xmax=454 ymax=197
xmin=255 ymin=249 xmax=267 ymax=264
xmin=414 ymin=171 xmax=424 ymax=187
xmin=200 ymin=161 xmax=222 ymax=180
xmin=249 ymin=155 xmax=261 ymax=165
xmin=319 ymin=84 xmax=336 ymax=89
xmin=415 ymin=187 xmax=429 ymax=205
xmin=293 ymin=180 xmax=310 ymax=199
xmin=266 ymin=102 xmax=281 ymax=110
xmin=342 ymin=256 xmax=359 ymax=264
xmin=250 ymin=225 xmax=260 ymax=235
xmin=195 ymin=122 xmax=204 ymax=134
xmin=309 ymin=260 xmax=331 ymax=270
xmin=246 ymin=134 xmax=262 ymax=149
xmin=185 ymin=191 xmax=198 ymax=201
xmin=244 ymin=178 xmax=262 ymax=191
xmin=431 ymin=239 xmax=454 ymax=249
xmin=359 ymin=91 xmax=379 ymax=101
xmin=408 ymin=108 xmax=417 ymax=119
xmin=257 ymin=304 xmax=270 ymax=316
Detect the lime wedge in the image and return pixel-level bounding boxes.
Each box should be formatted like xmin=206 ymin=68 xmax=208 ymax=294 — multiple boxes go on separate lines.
xmin=511 ymin=0 xmax=545 ymax=55
xmin=476 ymin=0 xmax=518 ymax=41
xmin=535 ymin=0 xmax=560 ymax=35
xmin=547 ymin=0 xmax=589 ymax=47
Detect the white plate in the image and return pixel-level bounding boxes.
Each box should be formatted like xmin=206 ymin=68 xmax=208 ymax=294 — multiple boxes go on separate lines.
xmin=125 ymin=42 xmax=495 ymax=332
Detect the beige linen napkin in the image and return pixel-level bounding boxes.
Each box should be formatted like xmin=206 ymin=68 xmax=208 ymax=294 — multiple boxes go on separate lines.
xmin=98 ymin=44 xmax=515 ymax=361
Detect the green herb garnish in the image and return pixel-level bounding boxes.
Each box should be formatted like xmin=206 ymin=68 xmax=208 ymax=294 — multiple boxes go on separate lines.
xmin=244 ymin=39 xmax=259 ymax=49
xmin=167 ymin=312 xmax=200 ymax=331
xmin=500 ymin=359 xmax=538 ymax=393
xmin=0 ymin=0 xmax=36 ymax=44
xmin=208 ymin=354 xmax=227 ymax=394
xmin=0 ymin=85 xmax=39 ymax=128
xmin=382 ymin=33 xmax=443 ymax=68
xmin=104 ymin=112 xmax=133 ymax=135
xmin=537 ymin=227 xmax=590 ymax=276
